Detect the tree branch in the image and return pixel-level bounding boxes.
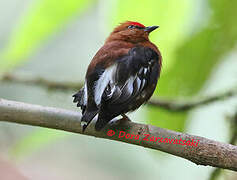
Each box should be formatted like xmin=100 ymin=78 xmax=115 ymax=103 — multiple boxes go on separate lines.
xmin=209 ymin=111 xmax=237 ymax=180
xmin=147 ymin=88 xmax=237 ymax=111
xmin=0 ymin=98 xmax=237 ymax=171
xmin=1 ymin=73 xmax=237 ymax=112
xmin=1 ymin=73 xmax=82 ymax=90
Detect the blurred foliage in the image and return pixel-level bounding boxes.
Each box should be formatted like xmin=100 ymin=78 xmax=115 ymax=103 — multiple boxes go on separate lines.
xmin=150 ymin=0 xmax=237 ymax=131
xmin=110 ymin=0 xmax=237 ymax=131
xmin=1 ymin=0 xmax=96 ymax=158
xmin=0 ymin=0 xmax=95 ymax=76
xmin=11 ymin=129 xmax=69 ymax=159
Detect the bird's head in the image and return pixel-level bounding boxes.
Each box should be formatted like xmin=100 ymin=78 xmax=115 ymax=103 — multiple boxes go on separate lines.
xmin=106 ymin=21 xmax=159 ymax=43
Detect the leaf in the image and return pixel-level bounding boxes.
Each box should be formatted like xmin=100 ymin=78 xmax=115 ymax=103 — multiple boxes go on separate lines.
xmin=1 ymin=0 xmax=95 ymax=157
xmin=150 ymin=0 xmax=237 ymax=131
xmin=0 ymin=0 xmax=95 ymax=75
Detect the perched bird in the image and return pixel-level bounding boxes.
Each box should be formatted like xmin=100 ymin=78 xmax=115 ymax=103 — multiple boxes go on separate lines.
xmin=73 ymin=21 xmax=162 ymax=132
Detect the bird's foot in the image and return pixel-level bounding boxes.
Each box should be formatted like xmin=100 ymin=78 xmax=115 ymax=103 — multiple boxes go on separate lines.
xmin=121 ymin=114 xmax=131 ymax=122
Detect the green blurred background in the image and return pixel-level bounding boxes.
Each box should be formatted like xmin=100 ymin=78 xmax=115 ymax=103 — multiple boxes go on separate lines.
xmin=0 ymin=0 xmax=237 ymax=179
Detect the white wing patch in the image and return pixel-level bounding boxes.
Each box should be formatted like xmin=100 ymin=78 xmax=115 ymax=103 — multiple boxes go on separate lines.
xmin=83 ymin=82 xmax=88 ymax=105
xmin=94 ymin=64 xmax=151 ymax=106
xmin=94 ymin=63 xmax=117 ymax=105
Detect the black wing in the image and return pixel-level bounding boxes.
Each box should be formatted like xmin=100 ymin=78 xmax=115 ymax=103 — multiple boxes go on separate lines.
xmin=95 ymin=46 xmax=160 ymax=130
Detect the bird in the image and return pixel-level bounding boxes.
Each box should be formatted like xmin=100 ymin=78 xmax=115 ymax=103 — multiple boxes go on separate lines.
xmin=73 ymin=21 xmax=162 ymax=132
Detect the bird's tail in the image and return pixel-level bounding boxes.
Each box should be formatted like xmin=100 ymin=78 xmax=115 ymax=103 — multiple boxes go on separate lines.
xmin=81 ymin=109 xmax=98 ymax=132
xmin=73 ymin=87 xmax=98 ymax=132
xmin=72 ymin=88 xmax=86 ymax=113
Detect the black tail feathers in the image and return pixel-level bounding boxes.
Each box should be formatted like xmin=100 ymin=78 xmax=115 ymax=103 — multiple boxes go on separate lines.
xmin=72 ymin=89 xmax=86 ymax=113
xmin=73 ymin=88 xmax=110 ymax=132
xmin=81 ymin=110 xmax=98 ymax=132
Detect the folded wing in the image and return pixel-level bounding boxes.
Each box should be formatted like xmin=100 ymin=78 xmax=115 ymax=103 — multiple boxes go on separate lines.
xmin=95 ymin=46 xmax=160 ymax=130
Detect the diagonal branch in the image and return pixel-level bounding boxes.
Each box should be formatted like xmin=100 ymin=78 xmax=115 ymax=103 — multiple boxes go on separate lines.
xmin=1 ymin=73 xmax=83 ymax=90
xmin=147 ymin=88 xmax=237 ymax=111
xmin=0 ymin=98 xmax=237 ymax=171
xmin=1 ymin=73 xmax=237 ymax=112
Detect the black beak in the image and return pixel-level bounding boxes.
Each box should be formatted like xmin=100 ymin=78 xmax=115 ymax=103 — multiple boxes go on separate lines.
xmin=144 ymin=26 xmax=159 ymax=33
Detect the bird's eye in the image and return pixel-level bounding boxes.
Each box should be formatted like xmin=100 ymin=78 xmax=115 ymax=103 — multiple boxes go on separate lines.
xmin=128 ymin=25 xmax=135 ymax=29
